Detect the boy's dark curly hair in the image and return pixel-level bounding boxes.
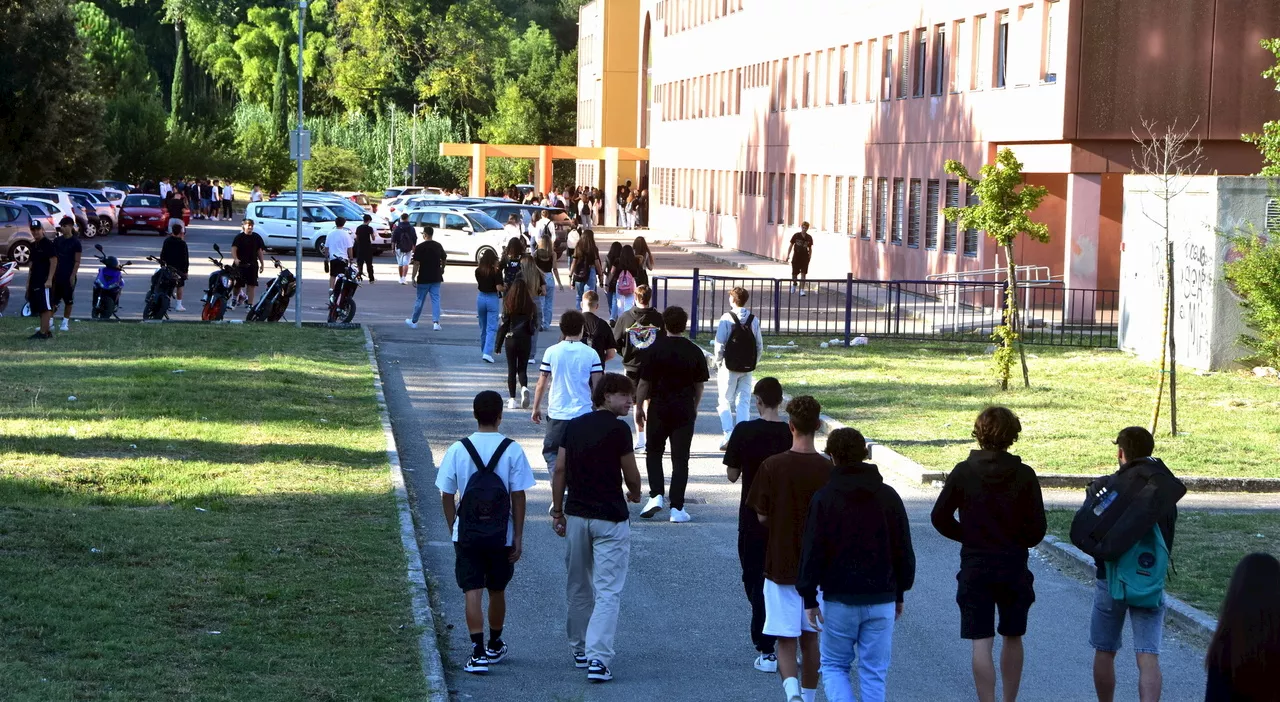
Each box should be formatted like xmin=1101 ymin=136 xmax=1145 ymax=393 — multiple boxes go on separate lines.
xmin=973 ymin=406 xmax=1021 ymax=451
xmin=826 ymin=427 xmax=868 ymax=465
xmin=786 ymin=395 xmax=822 ymax=435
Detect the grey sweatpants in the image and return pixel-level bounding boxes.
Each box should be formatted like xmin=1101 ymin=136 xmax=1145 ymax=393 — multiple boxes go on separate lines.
xmin=565 ymin=515 xmax=631 ymax=667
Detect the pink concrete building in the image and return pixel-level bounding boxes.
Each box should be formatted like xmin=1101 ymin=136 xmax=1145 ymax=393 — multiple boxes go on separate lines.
xmin=624 ymin=0 xmax=1280 ymax=287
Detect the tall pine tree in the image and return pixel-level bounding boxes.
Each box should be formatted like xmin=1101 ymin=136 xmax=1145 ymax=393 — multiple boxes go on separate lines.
xmin=271 ymin=38 xmax=289 ymax=138
xmin=168 ymin=23 xmax=185 ymax=132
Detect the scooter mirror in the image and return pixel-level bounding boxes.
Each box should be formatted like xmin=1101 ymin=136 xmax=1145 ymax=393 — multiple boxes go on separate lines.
xmin=213 ymin=243 xmax=222 ymax=255
xmin=95 ymin=244 xmax=104 ymax=253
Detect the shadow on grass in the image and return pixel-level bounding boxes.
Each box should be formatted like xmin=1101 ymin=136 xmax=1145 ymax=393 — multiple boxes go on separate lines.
xmin=0 ymin=435 xmax=387 ymax=467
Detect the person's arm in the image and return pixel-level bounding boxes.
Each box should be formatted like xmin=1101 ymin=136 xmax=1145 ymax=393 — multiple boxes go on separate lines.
xmin=754 ymin=316 xmax=764 ymax=362
xmin=784 ymin=239 xmax=795 ymax=262
xmin=530 ymin=370 xmax=551 ymax=424
xmin=889 ymin=491 xmax=916 ymax=611
xmin=620 ymin=452 xmax=642 ymax=503
xmin=692 ymin=381 xmax=704 ymax=410
xmin=257 ymin=240 xmax=265 ymax=271
xmin=550 ymin=447 xmax=567 ymax=537
xmin=552 ymin=257 xmax=563 ymax=287
xmin=508 ymin=490 xmax=526 ymax=563
xmin=589 ymin=369 xmax=602 ymax=392
xmin=71 ymin=250 xmax=81 ymax=281
xmin=797 ymin=495 xmax=826 ymax=613
xmin=749 ymin=463 xmax=771 ymax=525
xmin=1017 ymin=468 xmax=1048 ymax=548
xmin=231 ymin=244 xmax=241 ymax=266
xmin=441 ymin=492 xmax=457 ymax=534
xmin=603 ymin=348 xmax=617 ymax=362
xmin=411 ymin=255 xmax=420 ymax=280
xmin=930 ymin=468 xmax=965 ymax=543
xmin=724 ymin=429 xmax=741 ymax=482
xmin=712 ymin=316 xmax=730 ymax=365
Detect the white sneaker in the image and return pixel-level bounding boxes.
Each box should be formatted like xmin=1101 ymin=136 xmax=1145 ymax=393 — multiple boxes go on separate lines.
xmin=520 ymin=386 xmax=530 ymax=409
xmin=405 ymin=319 xmax=418 ymax=329
xmin=754 ymin=653 xmax=778 ymax=673
xmin=507 ymin=397 xmax=520 ymax=409
xmin=719 ymin=435 xmax=731 ymax=451
xmin=399 ymin=278 xmax=407 ymax=285
xmin=432 ymin=322 xmax=441 ymax=331
xmin=669 ymin=507 xmax=691 ymax=523
xmin=482 ymin=354 xmax=495 ymax=363
xmin=634 ymin=434 xmax=646 ymax=452
xmin=640 ymin=494 xmax=666 ymax=518
xmin=799 ymin=290 xmax=807 ymax=297
xmin=59 ymin=319 xmax=69 ymax=332
xmin=790 ymin=285 xmax=797 ymax=294
xmin=174 ymin=301 xmax=185 ymax=311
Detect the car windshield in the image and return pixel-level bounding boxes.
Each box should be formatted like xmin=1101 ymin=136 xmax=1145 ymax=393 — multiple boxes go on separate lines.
xmin=321 ymin=200 xmax=365 ymax=219
xmin=125 ymin=195 xmax=164 ymax=207
xmin=383 ymin=189 xmax=403 ymax=199
xmin=465 ymin=212 xmax=504 ymax=231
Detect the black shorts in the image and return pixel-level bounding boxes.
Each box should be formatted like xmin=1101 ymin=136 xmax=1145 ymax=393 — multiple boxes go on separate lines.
xmin=50 ymin=280 xmax=75 ymax=306
xmin=237 ymin=264 xmax=259 ymax=287
xmin=26 ymin=286 xmax=52 ymax=315
xmin=454 ymin=543 xmax=515 ymax=592
xmin=791 ymin=257 xmax=810 ymax=277
xmin=957 ymin=565 xmax=1036 ymax=640
xmin=328 ymin=259 xmax=348 ymax=278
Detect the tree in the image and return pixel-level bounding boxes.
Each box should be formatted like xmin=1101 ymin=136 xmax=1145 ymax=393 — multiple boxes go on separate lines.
xmin=418 ymin=0 xmax=514 ymax=141
xmin=1244 ymin=38 xmax=1280 ymax=176
xmin=944 ymin=149 xmax=1049 ymax=390
xmin=169 ymin=24 xmax=186 ymax=131
xmin=1132 ymin=118 xmax=1205 ymax=437
xmin=271 ymin=38 xmax=290 ymax=138
xmin=305 ymin=145 xmax=366 ymax=190
xmin=1224 ymin=229 xmax=1280 ymax=367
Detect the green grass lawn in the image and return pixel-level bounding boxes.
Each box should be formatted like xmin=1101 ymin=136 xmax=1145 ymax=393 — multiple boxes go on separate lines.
xmin=1047 ymin=510 xmax=1280 ymax=614
xmin=0 ymin=318 xmax=427 ymax=701
xmin=752 ymin=340 xmax=1280 ymax=478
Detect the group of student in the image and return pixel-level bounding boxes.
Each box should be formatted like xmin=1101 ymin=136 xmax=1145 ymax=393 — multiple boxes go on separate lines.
xmin=154 ymin=177 xmax=236 ymax=220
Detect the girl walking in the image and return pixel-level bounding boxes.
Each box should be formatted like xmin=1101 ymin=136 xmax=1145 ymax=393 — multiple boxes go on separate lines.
xmin=569 ymin=230 xmax=604 ymax=306
xmin=603 ymin=241 xmax=623 ymax=319
xmin=520 ymin=254 xmax=547 ymax=364
xmin=495 ymin=278 xmax=538 ymax=409
xmin=475 ymin=249 xmax=504 ymax=364
xmin=535 ymin=232 xmax=562 ymax=330
xmin=608 ymin=245 xmax=640 ymax=320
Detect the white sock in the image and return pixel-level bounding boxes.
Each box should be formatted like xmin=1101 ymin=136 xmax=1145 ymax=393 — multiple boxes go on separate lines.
xmin=782 ymin=677 xmax=801 ymax=700
xmin=801 ymin=688 xmax=816 ymax=702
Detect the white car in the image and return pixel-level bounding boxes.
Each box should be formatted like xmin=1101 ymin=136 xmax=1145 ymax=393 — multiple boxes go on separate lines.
xmin=403 ymin=206 xmax=506 ymax=265
xmin=246 ymin=200 xmax=391 ymax=257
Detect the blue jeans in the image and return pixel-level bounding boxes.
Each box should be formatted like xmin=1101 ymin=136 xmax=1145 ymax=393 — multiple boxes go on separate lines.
xmin=820 ymin=600 xmax=896 ymax=702
xmin=574 ymin=267 xmax=598 ymax=306
xmin=411 ymin=282 xmax=440 ymax=324
xmin=542 ymin=272 xmax=556 ymax=329
xmin=477 ymin=292 xmax=500 ymax=355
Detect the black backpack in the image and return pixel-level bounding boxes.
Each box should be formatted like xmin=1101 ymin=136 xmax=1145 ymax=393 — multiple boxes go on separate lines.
xmin=1069 ymin=457 xmax=1185 ymax=561
xmin=457 ymin=437 xmax=515 ymax=548
xmin=723 ymin=312 xmax=758 ymax=372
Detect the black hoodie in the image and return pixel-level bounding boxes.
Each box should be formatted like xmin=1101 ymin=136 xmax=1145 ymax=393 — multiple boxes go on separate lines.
xmin=612 ymin=305 xmax=664 ymax=372
xmin=931 ymin=449 xmax=1047 ymax=567
xmin=1089 ymin=457 xmax=1179 ymax=580
xmin=797 ymin=463 xmax=915 ymax=610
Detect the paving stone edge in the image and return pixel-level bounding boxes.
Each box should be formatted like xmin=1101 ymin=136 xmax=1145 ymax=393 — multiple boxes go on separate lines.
xmin=364 ymin=326 xmax=450 ymax=702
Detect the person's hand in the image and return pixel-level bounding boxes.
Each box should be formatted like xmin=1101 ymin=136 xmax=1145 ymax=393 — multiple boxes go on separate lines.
xmin=551 ymin=515 xmax=566 ymax=537
xmin=895 ymin=601 xmax=904 ymax=620
xmin=44 ymin=280 xmax=52 ymax=289
xmin=626 ymin=489 xmax=641 ymax=504
xmin=635 ymin=406 xmax=646 ymax=427
xmin=806 ymin=607 xmax=824 ymax=631
xmin=531 ymin=408 xmax=543 ymax=425
xmin=508 ymin=538 xmax=523 ymax=564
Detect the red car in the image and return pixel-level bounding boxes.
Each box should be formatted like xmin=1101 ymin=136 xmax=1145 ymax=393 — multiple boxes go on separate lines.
xmin=118 ymin=194 xmax=191 ymax=235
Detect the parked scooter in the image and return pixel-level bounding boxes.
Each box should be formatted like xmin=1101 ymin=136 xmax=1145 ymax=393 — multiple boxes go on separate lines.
xmin=142 ymin=256 xmax=183 ymax=320
xmin=201 ymin=243 xmax=240 ymax=322
xmin=91 ymin=244 xmax=130 ymax=320
xmin=327 ymin=258 xmax=360 ymax=323
xmin=246 ymin=257 xmax=297 ymax=322
xmin=0 ymin=261 xmax=16 ymax=316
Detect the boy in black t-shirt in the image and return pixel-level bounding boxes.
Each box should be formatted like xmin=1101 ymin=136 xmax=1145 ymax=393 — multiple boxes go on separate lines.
xmin=635 ymin=306 xmax=709 ymax=523
xmin=231 ymin=219 xmax=265 ymax=308
xmin=353 ymin=214 xmax=376 ymax=283
xmin=579 ymin=291 xmax=617 ymax=367
xmin=25 ymin=222 xmax=57 ymax=339
xmin=724 ymin=377 xmax=793 ymax=673
xmin=785 ymin=222 xmax=814 ymax=296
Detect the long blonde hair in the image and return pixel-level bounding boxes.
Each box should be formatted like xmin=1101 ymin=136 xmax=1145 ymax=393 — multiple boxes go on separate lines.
xmin=520 ymin=254 xmax=544 ymax=301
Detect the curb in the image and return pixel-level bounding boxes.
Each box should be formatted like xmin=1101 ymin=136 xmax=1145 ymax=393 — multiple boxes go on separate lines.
xmin=814 ymin=412 xmax=949 ymax=485
xmin=1037 ymin=536 xmax=1218 ymax=637
xmin=363 ymin=326 xmax=449 ymax=702
xmin=663 ymin=240 xmax=754 ymax=269
xmin=1034 ymin=473 xmax=1280 ymax=493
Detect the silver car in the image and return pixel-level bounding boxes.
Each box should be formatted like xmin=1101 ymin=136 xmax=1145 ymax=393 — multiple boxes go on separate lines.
xmin=0 ymin=200 xmax=35 ymax=263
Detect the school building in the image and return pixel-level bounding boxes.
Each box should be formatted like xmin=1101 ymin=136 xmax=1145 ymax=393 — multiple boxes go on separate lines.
xmin=577 ymin=0 xmax=1280 ymax=288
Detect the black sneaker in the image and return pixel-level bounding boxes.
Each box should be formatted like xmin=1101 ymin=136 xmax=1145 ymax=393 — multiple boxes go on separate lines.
xmin=28 ymin=331 xmax=51 ymax=340
xmin=586 ymin=659 xmax=612 ymax=682
xmin=573 ymin=651 xmax=589 ymax=669
xmin=463 ymin=653 xmax=489 ymax=675
xmin=485 ymin=642 xmax=507 ymax=664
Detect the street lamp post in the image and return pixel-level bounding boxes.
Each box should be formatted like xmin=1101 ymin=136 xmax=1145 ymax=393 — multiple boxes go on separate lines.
xmin=411 ymin=103 xmax=418 ymax=187
xmin=294 ymin=0 xmax=306 ymax=328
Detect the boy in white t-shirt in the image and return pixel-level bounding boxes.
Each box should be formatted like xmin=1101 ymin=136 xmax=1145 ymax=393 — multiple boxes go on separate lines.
xmin=436 ymin=390 xmax=537 ymax=675
xmin=531 ymin=309 xmax=604 ymax=470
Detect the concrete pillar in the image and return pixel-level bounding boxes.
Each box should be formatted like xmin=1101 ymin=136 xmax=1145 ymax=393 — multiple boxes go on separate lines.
xmin=536 ymin=145 xmax=553 ymax=197
xmin=603 ymin=147 xmax=620 ymax=228
xmin=469 ymin=144 xmax=487 ymax=197
xmin=1063 ymin=173 xmax=1102 ymax=322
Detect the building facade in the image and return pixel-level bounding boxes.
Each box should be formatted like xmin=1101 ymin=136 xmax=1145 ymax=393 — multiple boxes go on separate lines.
xmin=585 ymin=0 xmax=1280 ymax=287
xmin=577 ymin=0 xmax=641 ymax=189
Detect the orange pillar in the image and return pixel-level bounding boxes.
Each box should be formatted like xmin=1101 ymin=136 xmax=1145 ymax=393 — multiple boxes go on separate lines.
xmin=537 ymin=145 xmax=553 ymax=196
xmin=469 ymin=144 xmax=487 ymax=197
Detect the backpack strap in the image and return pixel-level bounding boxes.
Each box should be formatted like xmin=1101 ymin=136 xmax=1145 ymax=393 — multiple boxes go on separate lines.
xmin=460 ymin=437 xmax=514 ymax=474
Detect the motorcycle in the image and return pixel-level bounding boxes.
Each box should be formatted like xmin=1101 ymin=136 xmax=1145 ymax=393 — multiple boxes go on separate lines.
xmin=91 ymin=244 xmax=130 ymax=320
xmin=201 ymin=243 xmax=241 ymax=322
xmin=0 ymin=261 xmax=16 ymax=316
xmin=246 ymin=257 xmax=297 ymax=322
xmin=142 ymin=256 xmax=183 ymax=320
xmin=327 ymin=258 xmax=360 ymax=323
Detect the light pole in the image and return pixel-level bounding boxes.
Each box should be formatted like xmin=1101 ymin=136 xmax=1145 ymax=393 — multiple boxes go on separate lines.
xmin=387 ymin=102 xmax=395 ymax=188
xmin=411 ymin=103 xmax=418 ymax=187
xmin=293 ymin=0 xmax=306 ymax=328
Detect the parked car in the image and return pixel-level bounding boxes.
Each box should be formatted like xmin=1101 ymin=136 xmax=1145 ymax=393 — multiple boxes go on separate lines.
xmin=118 ymin=193 xmax=189 ymax=234
xmin=382 ymin=186 xmax=424 ymax=201
xmin=100 ymin=188 xmax=126 ymax=205
xmin=472 ymin=203 xmax=571 ymax=238
xmin=246 ymin=199 xmax=391 ymax=257
xmin=0 ymin=188 xmax=98 ymax=237
xmin=333 ymin=191 xmax=373 ymax=211
xmin=402 ymin=206 xmax=506 ymax=265
xmin=61 ymin=187 xmax=118 ymax=231
xmin=0 ymin=200 xmax=35 ymax=263
xmin=16 ymin=200 xmax=58 ymax=232
xmin=68 ymin=193 xmax=110 ymax=236
xmin=95 ymin=179 xmax=135 ymax=193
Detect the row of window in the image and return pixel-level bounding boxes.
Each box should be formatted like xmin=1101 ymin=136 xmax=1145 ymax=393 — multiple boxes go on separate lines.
xmin=576 ymin=98 xmax=596 ymax=131
xmin=651 ymin=167 xmax=981 ymax=257
xmin=578 ymin=34 xmax=597 ymax=68
xmin=657 ymin=0 xmax=743 ymax=37
xmin=657 ymin=2 xmax=1061 ymax=123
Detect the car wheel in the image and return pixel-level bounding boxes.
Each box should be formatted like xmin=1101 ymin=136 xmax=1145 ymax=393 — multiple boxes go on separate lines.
xmin=315 ymin=236 xmax=328 ymax=259
xmin=100 ymin=217 xmax=111 ymax=234
xmin=475 ymin=246 xmax=496 ymax=266
xmin=82 ymin=220 xmax=98 ymax=239
xmin=8 ymin=241 xmax=32 ymax=265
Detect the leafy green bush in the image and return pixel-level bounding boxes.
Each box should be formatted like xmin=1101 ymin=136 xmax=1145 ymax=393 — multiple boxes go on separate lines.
xmin=305 ymin=145 xmax=365 ymax=191
xmin=1225 ymin=228 xmax=1280 ymax=366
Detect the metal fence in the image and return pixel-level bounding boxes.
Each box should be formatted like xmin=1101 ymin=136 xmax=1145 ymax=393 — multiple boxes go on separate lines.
xmin=649 ymin=269 xmax=1119 ymax=348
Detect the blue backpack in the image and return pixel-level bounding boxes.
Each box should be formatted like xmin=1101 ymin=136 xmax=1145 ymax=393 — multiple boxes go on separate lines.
xmin=457 ymin=438 xmax=514 ymax=548
xmin=1106 ymin=526 xmax=1169 ymax=609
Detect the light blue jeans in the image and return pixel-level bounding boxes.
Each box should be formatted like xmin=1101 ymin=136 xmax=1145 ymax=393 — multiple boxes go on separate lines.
xmin=542 ymin=272 xmax=556 ymax=329
xmin=411 ymin=282 xmax=441 ymax=324
xmin=820 ymin=600 xmax=897 ymax=702
xmin=574 ymin=267 xmax=598 ymax=306
xmin=477 ymin=291 xmax=500 ymax=355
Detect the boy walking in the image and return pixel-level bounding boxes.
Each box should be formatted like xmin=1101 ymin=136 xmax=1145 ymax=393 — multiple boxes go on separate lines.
xmin=392 ymin=213 xmax=417 ymax=284
xmin=612 ymin=284 xmax=663 ymax=450
xmin=714 ymin=286 xmax=763 ymax=450
xmin=747 ymin=396 xmax=833 ymax=702
xmin=550 ymin=373 xmax=643 ymax=683
xmin=799 ymin=428 xmax=915 ymax=702
xmin=436 ymin=390 xmax=536 ymax=675
xmin=532 ymin=310 xmax=605 ymax=470
xmin=51 ymin=216 xmax=81 ymax=332
xmin=724 ymin=377 xmax=793 ymax=673
xmin=931 ymin=406 xmax=1046 ymax=702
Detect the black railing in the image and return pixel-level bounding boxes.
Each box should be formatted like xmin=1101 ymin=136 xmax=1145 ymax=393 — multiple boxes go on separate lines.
xmin=649 ymin=269 xmax=1119 ymax=348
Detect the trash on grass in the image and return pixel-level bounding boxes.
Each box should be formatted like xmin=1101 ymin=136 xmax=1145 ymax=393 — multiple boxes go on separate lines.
xmin=90 ymin=547 xmax=102 ymax=553
xmin=67 ymin=395 xmax=77 ymax=402
xmin=819 ymin=342 xmax=829 ymax=349
xmin=129 ymin=444 xmax=137 ymax=449
xmin=172 ymin=369 xmax=185 ymax=374
xmin=852 ymin=336 xmax=869 ymax=346
xmin=194 ymin=507 xmax=208 ymax=512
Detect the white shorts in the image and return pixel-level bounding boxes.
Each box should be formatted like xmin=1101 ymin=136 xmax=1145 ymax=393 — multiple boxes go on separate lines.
xmin=762 ymin=579 xmax=821 ymax=638
xmin=395 ymin=251 xmax=412 ymax=266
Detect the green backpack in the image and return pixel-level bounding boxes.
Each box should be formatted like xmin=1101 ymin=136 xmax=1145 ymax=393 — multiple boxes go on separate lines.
xmin=1106 ymin=526 xmax=1169 ymax=609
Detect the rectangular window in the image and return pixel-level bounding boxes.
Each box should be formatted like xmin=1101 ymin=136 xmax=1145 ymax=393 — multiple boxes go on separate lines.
xmin=839 ymin=45 xmax=849 ymax=103
xmin=932 ymin=26 xmax=947 ymax=95
xmin=787 ymin=173 xmax=796 ymax=225
xmin=996 ymin=13 xmax=1010 ymax=88
xmin=907 ymin=179 xmax=922 ymax=247
xmin=792 ymin=55 xmax=801 ymax=109
xmin=821 ymin=175 xmax=831 ymax=229
xmin=945 ymin=180 xmax=961 ymax=252
xmin=846 ymin=176 xmax=857 ymax=236
xmin=825 ymin=48 xmax=836 ymax=105
xmin=797 ymin=174 xmax=807 ymax=225
xmin=891 ymin=178 xmax=905 ymax=244
xmin=867 ymin=39 xmax=878 ymax=101
xmin=882 ymin=43 xmax=893 ymax=101
xmin=898 ymin=33 xmax=910 ymax=98
xmin=1044 ymin=0 xmax=1060 ymax=82
xmin=875 ymin=178 xmax=888 ymax=242
xmin=962 ymin=185 xmax=979 ymax=256
xmin=952 ymin=19 xmax=966 ymax=92
xmin=803 ymin=53 xmax=811 ymax=107
xmin=833 ymin=176 xmax=844 ymax=233
xmin=975 ymin=15 xmax=989 ymax=90
xmin=925 ymin=180 xmax=940 ymax=249
xmin=767 ymin=173 xmax=775 ymax=223
xmin=861 ymin=177 xmax=874 ymax=240
xmin=913 ymin=30 xmax=927 ymax=97
xmin=780 ymin=58 xmax=789 ymax=111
